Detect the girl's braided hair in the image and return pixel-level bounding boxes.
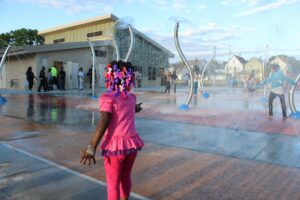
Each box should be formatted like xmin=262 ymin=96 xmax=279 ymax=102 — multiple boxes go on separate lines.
xmin=105 ymin=60 xmax=135 ymax=97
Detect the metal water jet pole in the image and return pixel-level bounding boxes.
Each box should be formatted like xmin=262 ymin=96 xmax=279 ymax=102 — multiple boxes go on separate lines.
xmin=288 ymin=73 xmax=300 ymax=119
xmin=112 ymin=23 xmax=134 ymax=62
xmin=124 ymin=24 xmax=134 ymax=62
xmin=200 ymin=56 xmax=213 ymax=98
xmin=174 ymin=22 xmax=193 ymax=110
xmin=0 ymin=45 xmax=11 ymax=103
xmin=87 ymin=39 xmax=96 ymax=98
xmin=112 ymin=24 xmax=120 ymax=61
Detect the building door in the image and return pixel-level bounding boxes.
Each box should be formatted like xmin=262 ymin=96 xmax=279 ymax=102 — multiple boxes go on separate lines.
xmin=71 ymin=63 xmax=79 ymax=89
xmin=64 ymin=61 xmax=71 ymax=90
xmin=53 ymin=61 xmax=63 ymax=69
xmin=0 ymin=64 xmax=6 ymax=88
xmin=64 ymin=62 xmax=79 ymax=89
xmin=53 ymin=61 xmax=63 ymax=89
xmin=98 ymin=64 xmax=105 ymax=88
xmin=53 ymin=61 xmax=63 ymax=79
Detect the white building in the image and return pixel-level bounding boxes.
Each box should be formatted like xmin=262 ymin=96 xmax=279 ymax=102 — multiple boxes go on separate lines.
xmin=225 ymin=55 xmax=246 ymax=77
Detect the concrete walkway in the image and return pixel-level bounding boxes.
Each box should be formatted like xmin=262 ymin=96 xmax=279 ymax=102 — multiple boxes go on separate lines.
xmin=0 ymin=143 xmax=144 ymax=200
xmin=1 ymin=87 xmax=300 ymax=199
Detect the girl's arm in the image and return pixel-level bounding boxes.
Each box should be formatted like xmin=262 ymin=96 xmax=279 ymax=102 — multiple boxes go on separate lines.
xmin=80 ymin=111 xmax=111 ymax=166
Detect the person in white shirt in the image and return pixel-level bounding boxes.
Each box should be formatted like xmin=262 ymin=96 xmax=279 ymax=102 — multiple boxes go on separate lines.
xmin=78 ymin=67 xmax=85 ymax=90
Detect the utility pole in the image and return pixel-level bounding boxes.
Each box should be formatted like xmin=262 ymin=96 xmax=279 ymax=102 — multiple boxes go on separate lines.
xmin=263 ymin=44 xmax=269 ymax=99
xmin=213 ymin=46 xmax=216 ymax=61
xmin=228 ymin=45 xmax=232 ymax=60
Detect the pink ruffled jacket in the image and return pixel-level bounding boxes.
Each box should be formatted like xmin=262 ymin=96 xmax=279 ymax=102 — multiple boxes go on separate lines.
xmin=99 ymin=92 xmax=144 ymax=154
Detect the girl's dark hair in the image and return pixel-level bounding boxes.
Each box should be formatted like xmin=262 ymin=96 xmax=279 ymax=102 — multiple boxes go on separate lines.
xmin=105 ymin=60 xmax=135 ymax=96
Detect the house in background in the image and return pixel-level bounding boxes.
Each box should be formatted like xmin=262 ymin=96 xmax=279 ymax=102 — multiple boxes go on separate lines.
xmin=244 ymin=57 xmax=263 ymax=81
xmin=0 ymin=13 xmax=174 ymax=90
xmin=268 ymin=55 xmax=290 ymax=75
xmin=225 ymin=55 xmax=246 ymax=77
xmin=268 ymin=55 xmax=300 ymax=78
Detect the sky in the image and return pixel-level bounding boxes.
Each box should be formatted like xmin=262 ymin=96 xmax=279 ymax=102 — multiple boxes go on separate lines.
xmin=1 ymin=0 xmax=300 ymax=62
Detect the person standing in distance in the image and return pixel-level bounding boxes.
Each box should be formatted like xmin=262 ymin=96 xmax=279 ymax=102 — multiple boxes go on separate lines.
xmin=261 ymin=64 xmax=295 ymax=118
xmin=38 ymin=66 xmax=47 ymax=92
xmin=59 ymin=67 xmax=66 ymax=91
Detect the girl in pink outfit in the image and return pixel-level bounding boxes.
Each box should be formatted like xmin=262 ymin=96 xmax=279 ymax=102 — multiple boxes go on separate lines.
xmin=80 ymin=61 xmax=144 ymax=200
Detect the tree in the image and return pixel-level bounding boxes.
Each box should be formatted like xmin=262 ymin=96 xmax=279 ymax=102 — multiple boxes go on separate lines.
xmin=0 ymin=28 xmax=44 ymax=48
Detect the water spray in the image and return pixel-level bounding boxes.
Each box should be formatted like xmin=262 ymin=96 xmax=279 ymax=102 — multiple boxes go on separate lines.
xmin=174 ymin=22 xmax=193 ymax=110
xmin=288 ymin=73 xmax=300 ymax=119
xmin=260 ymin=44 xmax=269 ymax=102
xmin=200 ymin=56 xmax=213 ymax=99
xmin=112 ymin=24 xmax=120 ymax=61
xmin=0 ymin=45 xmax=11 ymax=104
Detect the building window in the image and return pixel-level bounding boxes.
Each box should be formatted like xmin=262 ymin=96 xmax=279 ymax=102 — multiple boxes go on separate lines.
xmin=147 ymin=67 xmax=156 ymax=80
xmin=94 ymin=50 xmax=106 ymax=57
xmin=136 ymin=66 xmax=143 ymax=74
xmin=53 ymin=38 xmax=65 ymax=44
xmin=87 ymin=31 xmax=103 ymax=38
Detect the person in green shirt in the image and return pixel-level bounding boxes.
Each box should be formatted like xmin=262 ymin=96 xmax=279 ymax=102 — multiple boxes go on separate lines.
xmin=51 ymin=66 xmax=58 ymax=90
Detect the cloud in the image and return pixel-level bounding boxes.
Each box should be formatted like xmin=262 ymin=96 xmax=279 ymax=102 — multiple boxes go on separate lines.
xmin=126 ymin=0 xmax=146 ymax=3
xmin=236 ymin=0 xmax=300 ymax=16
xmin=152 ymin=0 xmax=193 ymax=13
xmin=140 ymin=22 xmax=240 ymax=59
xmin=195 ymin=2 xmax=207 ymax=10
xmin=221 ymin=0 xmax=231 ymax=5
xmin=240 ymin=0 xmax=264 ymax=6
xmin=13 ymin=0 xmax=115 ymax=13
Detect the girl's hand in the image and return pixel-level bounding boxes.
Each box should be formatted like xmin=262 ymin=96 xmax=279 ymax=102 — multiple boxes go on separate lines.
xmin=80 ymin=148 xmax=96 ymax=166
xmin=135 ymin=103 xmax=143 ymax=113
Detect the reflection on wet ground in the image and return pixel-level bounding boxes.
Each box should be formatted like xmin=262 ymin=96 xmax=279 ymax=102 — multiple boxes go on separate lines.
xmin=0 ymin=94 xmax=99 ymax=126
xmin=0 ymin=88 xmax=298 ymax=120
xmin=1 ymin=88 xmax=300 ymax=167
xmin=1 ymin=87 xmax=300 ymax=199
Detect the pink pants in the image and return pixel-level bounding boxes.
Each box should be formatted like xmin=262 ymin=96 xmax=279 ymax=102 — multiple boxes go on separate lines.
xmin=104 ymin=153 xmax=137 ymax=200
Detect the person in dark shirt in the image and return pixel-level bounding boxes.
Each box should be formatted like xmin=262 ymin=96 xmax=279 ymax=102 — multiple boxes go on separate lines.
xmin=87 ymin=67 xmax=92 ymax=88
xmin=26 ymin=66 xmax=37 ymax=91
xmin=59 ymin=67 xmax=66 ymax=91
xmin=38 ymin=66 xmax=47 ymax=92
xmin=171 ymin=71 xmax=178 ymax=93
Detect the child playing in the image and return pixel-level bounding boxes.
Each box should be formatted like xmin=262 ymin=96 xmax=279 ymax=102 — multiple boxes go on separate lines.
xmin=261 ymin=64 xmax=295 ymax=118
xmin=80 ymin=60 xmax=144 ymax=200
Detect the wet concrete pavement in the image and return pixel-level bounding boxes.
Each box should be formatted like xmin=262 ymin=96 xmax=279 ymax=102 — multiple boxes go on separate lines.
xmin=0 ymin=143 xmax=109 ymax=200
xmin=1 ymin=87 xmax=300 ymax=199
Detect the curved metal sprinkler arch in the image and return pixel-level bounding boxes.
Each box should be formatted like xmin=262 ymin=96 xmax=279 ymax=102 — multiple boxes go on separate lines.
xmin=174 ymin=22 xmax=193 ymax=110
xmin=288 ymin=73 xmax=300 ymax=119
xmin=262 ymin=60 xmax=267 ymax=99
xmin=0 ymin=45 xmax=11 ymax=103
xmin=113 ymin=38 xmax=120 ymax=61
xmin=200 ymin=56 xmax=213 ymax=99
xmin=0 ymin=45 xmax=10 ymax=74
xmin=124 ymin=24 xmax=134 ymax=62
xmin=113 ymin=24 xmax=134 ymax=62
xmin=87 ymin=39 xmax=96 ymax=98
xmin=112 ymin=22 xmax=120 ymax=61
